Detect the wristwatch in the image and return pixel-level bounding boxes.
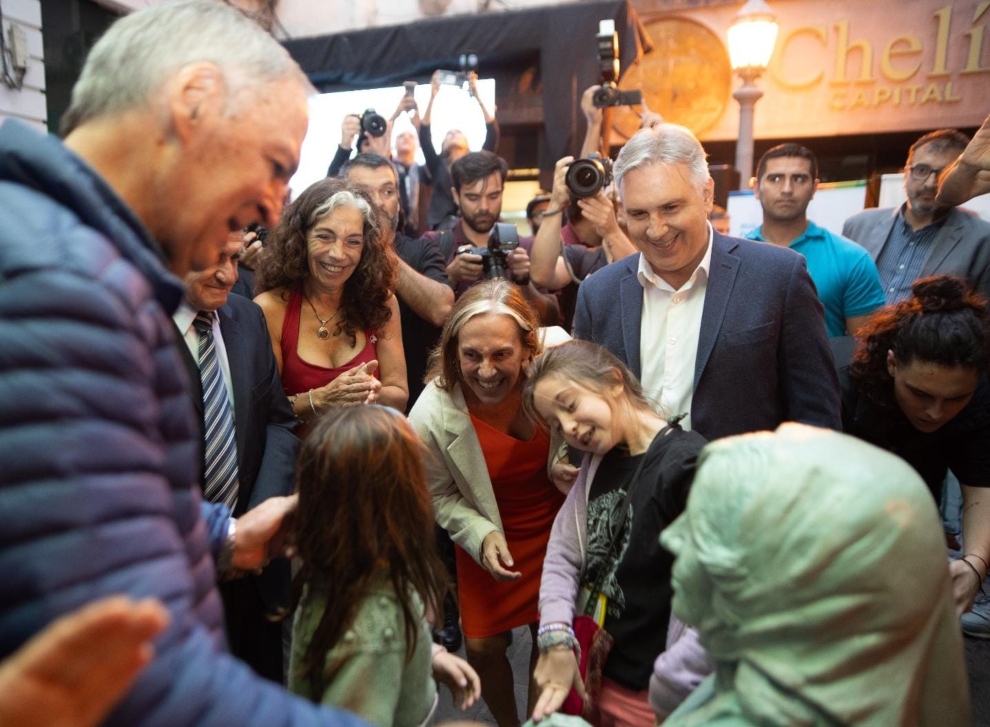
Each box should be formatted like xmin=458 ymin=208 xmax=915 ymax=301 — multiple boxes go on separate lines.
xmin=217 ymin=518 xmax=236 ymax=574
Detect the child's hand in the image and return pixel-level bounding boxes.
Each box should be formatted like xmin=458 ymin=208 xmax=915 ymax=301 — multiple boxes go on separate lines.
xmin=532 ymin=647 xmax=584 ymax=721
xmin=431 ymin=648 xmax=480 ymax=711
xmin=550 ymin=462 xmax=579 ymax=495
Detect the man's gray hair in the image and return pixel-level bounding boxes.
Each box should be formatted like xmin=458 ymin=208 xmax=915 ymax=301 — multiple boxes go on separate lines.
xmin=61 ymin=0 xmax=310 ymax=136
xmin=614 ymin=123 xmax=711 ymax=196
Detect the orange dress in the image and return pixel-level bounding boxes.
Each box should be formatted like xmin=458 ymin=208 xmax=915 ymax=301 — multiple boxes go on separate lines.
xmin=456 ymin=415 xmax=566 ymax=638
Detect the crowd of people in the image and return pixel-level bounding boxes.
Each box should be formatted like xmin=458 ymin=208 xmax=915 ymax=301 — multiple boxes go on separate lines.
xmin=2 ymin=1 xmax=990 ymax=726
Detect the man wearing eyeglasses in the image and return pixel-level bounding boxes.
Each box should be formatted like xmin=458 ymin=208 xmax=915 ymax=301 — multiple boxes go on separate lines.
xmin=842 ymin=129 xmax=990 ymax=304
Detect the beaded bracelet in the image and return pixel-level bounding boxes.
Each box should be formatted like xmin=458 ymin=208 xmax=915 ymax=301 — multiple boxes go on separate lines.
xmin=307 ymin=388 xmax=318 ymax=416
xmin=537 ymin=622 xmax=572 ymax=637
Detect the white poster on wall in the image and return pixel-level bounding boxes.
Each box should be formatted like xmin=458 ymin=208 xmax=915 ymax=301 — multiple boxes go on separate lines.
xmin=726 ymin=180 xmax=869 ymax=239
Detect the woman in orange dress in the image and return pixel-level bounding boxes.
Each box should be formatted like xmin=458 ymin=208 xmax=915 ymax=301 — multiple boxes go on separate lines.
xmin=409 ymin=279 xmax=569 ymax=726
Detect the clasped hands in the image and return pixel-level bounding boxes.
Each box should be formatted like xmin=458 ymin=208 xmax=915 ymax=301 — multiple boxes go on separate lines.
xmin=309 ymin=360 xmax=381 ymax=410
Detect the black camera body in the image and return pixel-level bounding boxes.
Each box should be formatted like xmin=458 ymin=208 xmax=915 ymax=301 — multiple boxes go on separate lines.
xmin=437 ymin=51 xmax=480 ymax=91
xmin=246 ymin=221 xmax=268 ymax=244
xmin=456 ymin=222 xmax=519 ymax=279
xmin=566 ymin=153 xmax=614 ymax=198
xmin=360 ymin=108 xmax=387 ymax=137
xmin=592 ymin=83 xmax=643 ymax=109
xmin=591 ymin=20 xmax=641 ymax=109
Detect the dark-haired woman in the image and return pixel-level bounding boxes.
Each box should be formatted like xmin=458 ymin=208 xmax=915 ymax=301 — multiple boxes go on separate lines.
xmin=255 ymin=178 xmax=408 ymax=420
xmin=839 ymin=275 xmax=990 ymax=615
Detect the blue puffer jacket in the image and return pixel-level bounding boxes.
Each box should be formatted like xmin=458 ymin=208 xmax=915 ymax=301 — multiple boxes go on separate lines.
xmin=0 ymin=120 xmax=368 ymax=726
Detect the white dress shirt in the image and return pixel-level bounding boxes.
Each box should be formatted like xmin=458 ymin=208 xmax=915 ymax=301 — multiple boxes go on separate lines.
xmin=173 ymin=302 xmax=236 ymax=423
xmin=637 ymin=223 xmax=714 ymax=431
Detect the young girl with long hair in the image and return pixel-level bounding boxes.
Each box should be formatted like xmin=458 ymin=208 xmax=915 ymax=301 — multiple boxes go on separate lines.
xmin=522 ymin=340 xmax=707 ymax=725
xmin=288 ymin=406 xmax=480 ymax=726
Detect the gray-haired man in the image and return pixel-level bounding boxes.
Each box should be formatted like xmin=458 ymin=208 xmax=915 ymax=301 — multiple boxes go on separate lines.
xmin=0 ymin=2 xmax=368 ymax=725
xmin=574 ymin=123 xmax=841 ymax=441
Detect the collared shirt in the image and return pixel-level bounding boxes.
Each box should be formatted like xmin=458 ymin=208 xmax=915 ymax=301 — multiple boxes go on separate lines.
xmin=173 ymin=302 xmax=236 ymax=421
xmin=875 ymin=204 xmax=948 ymax=304
xmin=636 ymin=223 xmax=714 ymax=431
xmin=747 ymin=220 xmax=885 ymax=337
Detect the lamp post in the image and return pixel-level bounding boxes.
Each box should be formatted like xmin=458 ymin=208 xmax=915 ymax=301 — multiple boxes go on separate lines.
xmin=727 ymin=0 xmax=778 ymax=189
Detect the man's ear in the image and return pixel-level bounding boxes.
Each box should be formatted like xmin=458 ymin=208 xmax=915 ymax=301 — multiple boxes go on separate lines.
xmin=168 ymin=62 xmax=225 ymax=140
xmin=451 ymin=187 xmax=460 ymax=209
xmin=703 ymin=176 xmax=715 ymax=214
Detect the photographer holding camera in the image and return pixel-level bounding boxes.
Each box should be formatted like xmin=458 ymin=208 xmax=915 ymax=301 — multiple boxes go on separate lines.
xmin=530 ymin=153 xmax=637 ymax=329
xmin=425 ymin=151 xmax=560 ymax=326
xmin=420 ymin=69 xmax=500 ymax=231
xmin=326 ymin=109 xmax=391 ymax=177
xmin=578 ymin=83 xmax=664 ymax=158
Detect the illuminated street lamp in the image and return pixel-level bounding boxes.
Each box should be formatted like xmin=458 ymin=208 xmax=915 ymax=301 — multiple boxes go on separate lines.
xmin=727 ymin=0 xmax=778 ymax=189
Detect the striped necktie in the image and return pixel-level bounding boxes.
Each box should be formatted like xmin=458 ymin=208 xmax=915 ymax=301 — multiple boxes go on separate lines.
xmin=193 ymin=311 xmax=239 ymax=511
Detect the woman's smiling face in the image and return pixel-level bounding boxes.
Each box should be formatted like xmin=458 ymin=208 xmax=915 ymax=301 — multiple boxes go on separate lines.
xmin=306 ymin=205 xmax=365 ymax=291
xmin=456 ymin=313 xmax=531 ymax=405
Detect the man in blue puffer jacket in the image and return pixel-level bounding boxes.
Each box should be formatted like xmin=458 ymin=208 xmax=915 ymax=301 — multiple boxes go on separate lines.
xmin=0 ymin=2 xmax=370 ymax=725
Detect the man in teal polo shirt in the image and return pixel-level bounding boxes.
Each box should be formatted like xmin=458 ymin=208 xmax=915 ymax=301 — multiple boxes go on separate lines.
xmin=747 ymin=144 xmax=885 ymax=337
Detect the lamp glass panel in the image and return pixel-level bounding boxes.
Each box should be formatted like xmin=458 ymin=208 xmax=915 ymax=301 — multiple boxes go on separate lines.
xmin=727 ymin=19 xmax=778 ymax=70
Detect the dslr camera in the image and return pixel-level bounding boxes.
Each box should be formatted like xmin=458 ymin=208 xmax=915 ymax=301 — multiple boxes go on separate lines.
xmin=437 ymin=52 xmax=480 ymax=90
xmin=456 ymin=222 xmax=519 ymax=280
xmin=566 ymin=153 xmax=613 ymax=199
xmin=592 ymin=83 xmax=642 ymax=108
xmin=591 ymin=20 xmax=642 ymax=109
xmin=360 ymin=108 xmax=387 ymax=137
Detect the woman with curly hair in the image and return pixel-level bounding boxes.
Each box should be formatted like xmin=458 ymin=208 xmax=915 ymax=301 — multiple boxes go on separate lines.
xmin=255 ymin=178 xmax=408 ymax=419
xmin=839 ymin=275 xmax=990 ymax=616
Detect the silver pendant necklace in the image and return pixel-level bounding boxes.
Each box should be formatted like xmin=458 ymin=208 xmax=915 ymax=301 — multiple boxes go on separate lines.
xmin=304 ymin=294 xmax=337 ymax=340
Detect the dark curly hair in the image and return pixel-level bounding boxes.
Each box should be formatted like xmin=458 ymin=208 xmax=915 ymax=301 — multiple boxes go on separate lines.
xmin=254 ymin=177 xmax=396 ymax=343
xmin=849 ymin=276 xmax=990 ymax=406
xmin=290 ymin=406 xmax=450 ymax=693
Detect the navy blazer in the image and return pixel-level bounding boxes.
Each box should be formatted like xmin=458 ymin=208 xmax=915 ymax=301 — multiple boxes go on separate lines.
xmin=574 ymin=232 xmax=842 ymax=441
xmin=176 ymin=293 xmax=299 ymax=612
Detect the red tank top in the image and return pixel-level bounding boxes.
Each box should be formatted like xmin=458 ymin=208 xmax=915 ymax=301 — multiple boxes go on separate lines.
xmin=279 ymin=287 xmax=378 ymax=397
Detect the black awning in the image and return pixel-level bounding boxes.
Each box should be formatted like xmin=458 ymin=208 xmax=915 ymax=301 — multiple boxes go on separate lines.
xmin=282 ymin=0 xmax=651 ymax=173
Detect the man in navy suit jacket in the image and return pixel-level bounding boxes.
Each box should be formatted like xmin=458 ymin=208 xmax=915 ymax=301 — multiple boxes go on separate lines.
xmin=173 ymin=233 xmax=299 ymax=682
xmin=574 ymin=124 xmax=841 ymax=441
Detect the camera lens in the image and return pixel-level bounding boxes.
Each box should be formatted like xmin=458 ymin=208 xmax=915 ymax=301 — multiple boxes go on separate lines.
xmin=566 ymin=159 xmax=605 ymax=198
xmin=592 ymin=86 xmax=617 ymax=108
xmin=361 ymin=109 xmax=387 ymax=138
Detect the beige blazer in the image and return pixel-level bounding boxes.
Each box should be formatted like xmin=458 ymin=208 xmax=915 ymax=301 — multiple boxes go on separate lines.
xmin=408 ymin=379 xmax=565 ymax=565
